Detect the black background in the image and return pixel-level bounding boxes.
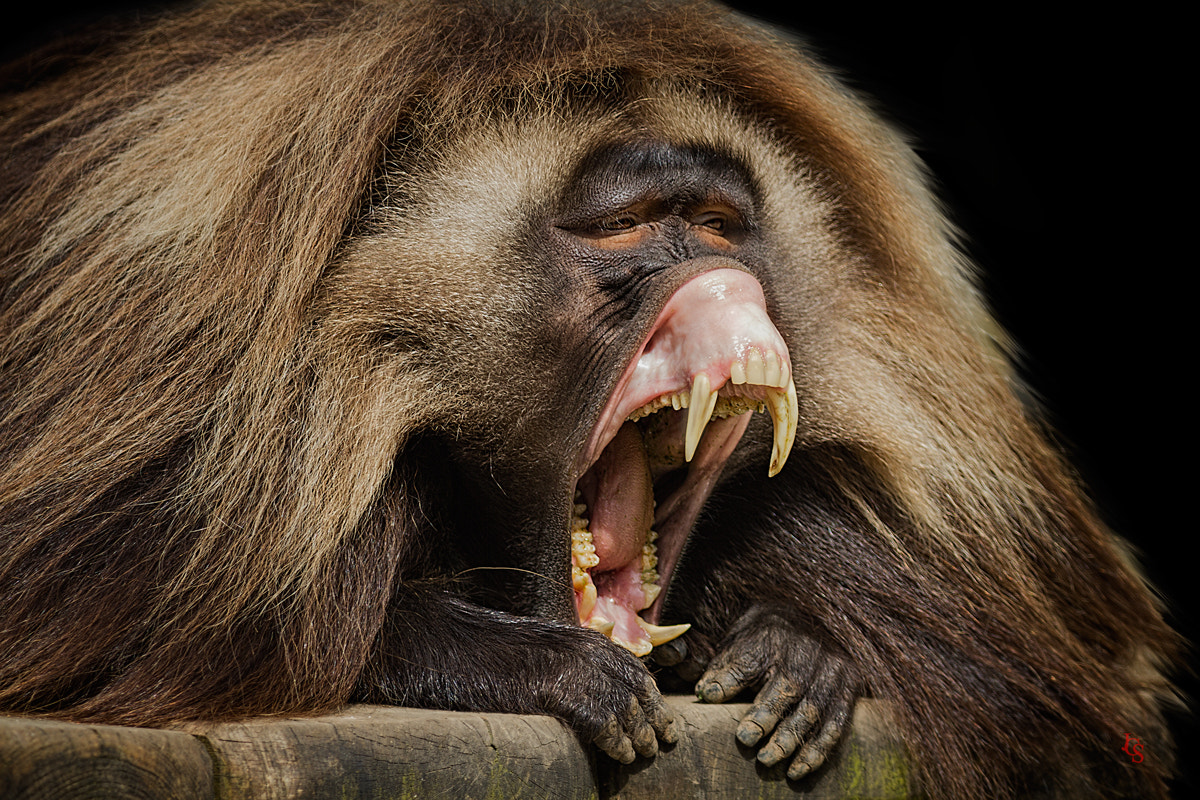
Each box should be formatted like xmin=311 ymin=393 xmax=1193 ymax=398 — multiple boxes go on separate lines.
xmin=4 ymin=1 xmax=1194 ymax=790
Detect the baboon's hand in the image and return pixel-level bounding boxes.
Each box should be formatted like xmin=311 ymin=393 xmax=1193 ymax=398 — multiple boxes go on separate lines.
xmin=696 ymin=606 xmax=860 ymax=780
xmin=546 ymin=629 xmax=676 ymax=763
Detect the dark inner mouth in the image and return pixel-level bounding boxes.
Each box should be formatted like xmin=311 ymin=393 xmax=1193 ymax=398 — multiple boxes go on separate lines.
xmin=640 ymin=408 xmax=690 ymax=485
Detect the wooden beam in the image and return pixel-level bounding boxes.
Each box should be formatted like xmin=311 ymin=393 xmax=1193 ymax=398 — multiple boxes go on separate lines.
xmin=2 ymin=697 xmax=916 ymax=799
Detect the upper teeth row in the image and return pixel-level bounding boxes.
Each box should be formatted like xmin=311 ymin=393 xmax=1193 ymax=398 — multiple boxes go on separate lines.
xmin=729 ymin=347 xmax=789 ymax=389
xmin=625 ymin=347 xmax=798 ymax=477
xmin=627 ymin=391 xmax=763 ymax=422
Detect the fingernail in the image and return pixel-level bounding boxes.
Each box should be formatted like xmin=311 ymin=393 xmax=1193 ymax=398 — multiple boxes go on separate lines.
xmin=757 ymin=743 xmax=783 ymax=767
xmin=736 ymin=719 xmax=763 ymax=746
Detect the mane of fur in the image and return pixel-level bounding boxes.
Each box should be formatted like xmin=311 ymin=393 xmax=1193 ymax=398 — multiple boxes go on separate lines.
xmin=0 ymin=2 xmax=1179 ymax=797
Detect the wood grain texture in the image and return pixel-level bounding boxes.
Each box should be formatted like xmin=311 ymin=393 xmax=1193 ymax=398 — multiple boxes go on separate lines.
xmin=193 ymin=703 xmax=598 ymax=800
xmin=1 ymin=698 xmax=917 ymax=799
xmin=0 ymin=716 xmax=214 ymax=800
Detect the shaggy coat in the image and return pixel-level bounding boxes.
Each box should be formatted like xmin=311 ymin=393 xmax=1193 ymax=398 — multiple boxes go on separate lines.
xmin=0 ymin=1 xmax=1179 ymax=797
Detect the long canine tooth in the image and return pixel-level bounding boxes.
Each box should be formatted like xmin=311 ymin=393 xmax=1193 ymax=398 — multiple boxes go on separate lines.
xmin=766 ymin=381 xmax=798 ymax=477
xmin=636 ymin=618 xmax=691 ymax=647
xmin=684 ymin=372 xmax=718 ymax=462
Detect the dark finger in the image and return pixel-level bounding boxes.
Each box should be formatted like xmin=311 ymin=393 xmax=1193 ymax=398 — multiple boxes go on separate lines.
xmin=737 ymin=669 xmax=803 ymax=746
xmin=637 ymin=674 xmax=678 ymax=744
xmin=623 ymin=695 xmax=659 ymax=758
xmin=651 ymin=636 xmax=687 ymax=667
xmin=593 ymin=714 xmax=636 ymax=764
xmin=786 ymin=697 xmax=851 ymax=780
xmin=695 ymin=648 xmax=764 ymax=704
xmin=756 ymin=699 xmax=819 ymax=767
xmin=761 ymin=655 xmax=847 ymax=768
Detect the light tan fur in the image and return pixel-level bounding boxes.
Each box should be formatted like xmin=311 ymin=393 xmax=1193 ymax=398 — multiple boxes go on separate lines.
xmin=1 ymin=3 xmax=1179 ymax=797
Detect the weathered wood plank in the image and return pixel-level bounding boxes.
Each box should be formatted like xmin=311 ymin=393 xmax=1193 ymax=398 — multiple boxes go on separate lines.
xmin=194 ymin=703 xmax=598 ymax=800
xmin=2 ymin=696 xmax=917 ymax=798
xmin=0 ymin=715 xmax=214 ymax=800
xmin=190 ymin=696 xmax=914 ymax=799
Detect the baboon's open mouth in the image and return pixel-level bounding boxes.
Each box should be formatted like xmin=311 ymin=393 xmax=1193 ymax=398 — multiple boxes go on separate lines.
xmin=571 ymin=268 xmax=797 ymax=655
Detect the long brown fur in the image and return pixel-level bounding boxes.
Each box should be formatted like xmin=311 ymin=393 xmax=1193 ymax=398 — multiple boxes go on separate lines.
xmin=0 ymin=2 xmax=1181 ymax=797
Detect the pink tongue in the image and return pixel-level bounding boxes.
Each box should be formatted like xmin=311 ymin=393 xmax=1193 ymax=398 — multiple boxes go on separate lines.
xmin=584 ymin=422 xmax=654 ymax=570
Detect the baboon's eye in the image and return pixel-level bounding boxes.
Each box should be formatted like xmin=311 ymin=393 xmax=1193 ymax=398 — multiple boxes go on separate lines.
xmin=692 ymin=211 xmax=728 ymax=235
xmin=597 ymin=213 xmax=639 ymax=232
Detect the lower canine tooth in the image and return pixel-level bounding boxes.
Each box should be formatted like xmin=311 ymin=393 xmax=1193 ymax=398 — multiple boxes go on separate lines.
xmin=685 ymin=372 xmax=719 ymax=461
xmin=577 ymin=578 xmax=597 ymax=618
xmin=637 ymin=619 xmax=691 ymax=647
xmin=766 ymin=382 xmax=798 ymax=477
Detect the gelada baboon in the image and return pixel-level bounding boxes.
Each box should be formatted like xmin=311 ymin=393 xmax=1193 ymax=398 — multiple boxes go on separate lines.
xmin=0 ymin=1 xmax=1180 ymax=797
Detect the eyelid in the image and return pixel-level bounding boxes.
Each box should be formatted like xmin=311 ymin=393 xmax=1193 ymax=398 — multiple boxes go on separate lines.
xmin=692 ymin=207 xmax=743 ymax=234
xmin=598 ymin=213 xmax=640 ymax=231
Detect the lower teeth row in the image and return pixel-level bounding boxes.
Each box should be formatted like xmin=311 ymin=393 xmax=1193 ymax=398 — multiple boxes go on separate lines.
xmin=570 ymin=494 xmax=660 ymax=613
